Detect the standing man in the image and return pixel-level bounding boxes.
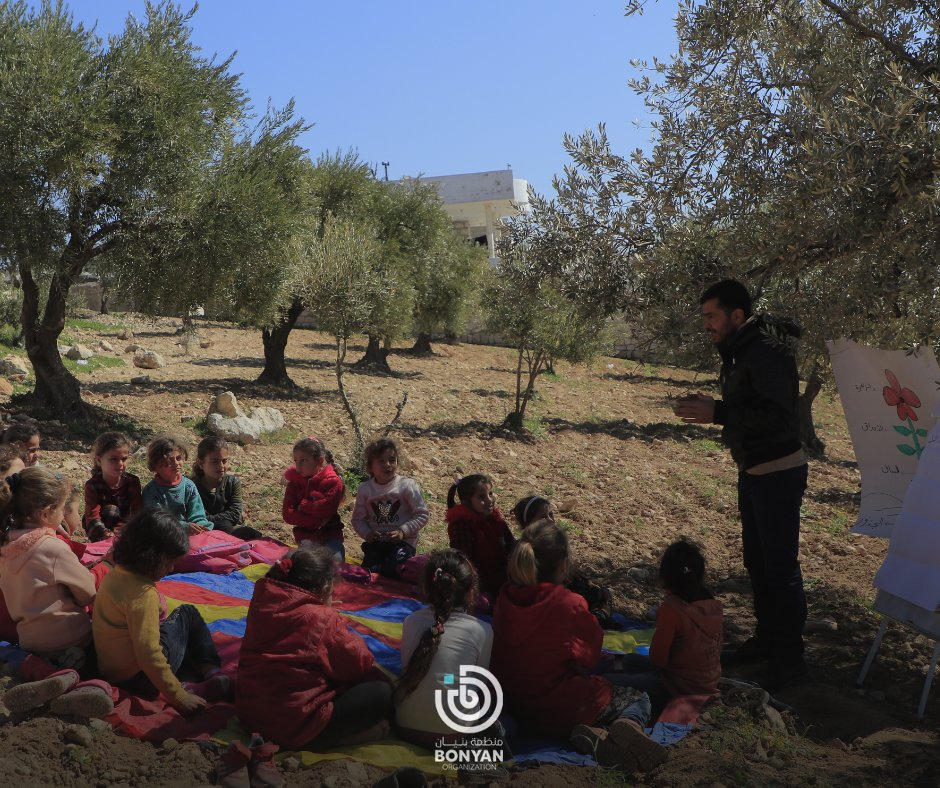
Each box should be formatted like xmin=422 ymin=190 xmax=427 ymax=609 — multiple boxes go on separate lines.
xmin=673 ymin=280 xmax=809 ymax=691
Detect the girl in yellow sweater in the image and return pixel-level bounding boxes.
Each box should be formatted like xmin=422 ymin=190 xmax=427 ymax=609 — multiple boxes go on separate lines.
xmin=93 ymin=507 xmax=229 ymax=714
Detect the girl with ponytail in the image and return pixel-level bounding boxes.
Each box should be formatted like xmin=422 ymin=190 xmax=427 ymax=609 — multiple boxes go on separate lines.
xmin=492 ymin=520 xmax=667 ymax=773
xmin=395 ymin=549 xmax=493 ymax=747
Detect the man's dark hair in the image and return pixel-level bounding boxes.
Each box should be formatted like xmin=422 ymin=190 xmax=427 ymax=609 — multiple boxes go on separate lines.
xmin=113 ymin=506 xmax=189 ymax=577
xmin=700 ymin=279 xmax=752 ymax=318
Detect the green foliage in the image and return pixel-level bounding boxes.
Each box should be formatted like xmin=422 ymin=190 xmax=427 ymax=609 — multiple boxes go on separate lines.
xmin=180 ymin=416 xmax=210 ymax=436
xmin=65 ymin=317 xmax=122 ymax=333
xmin=258 ymin=426 xmax=302 ymax=446
xmin=61 ymin=354 xmax=125 ymax=375
xmin=0 ymin=284 xmax=22 ymax=327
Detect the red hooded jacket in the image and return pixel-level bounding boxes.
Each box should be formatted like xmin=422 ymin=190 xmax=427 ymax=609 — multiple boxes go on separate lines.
xmin=649 ymin=593 xmax=723 ymax=698
xmin=236 ymin=577 xmax=376 ymax=749
xmin=491 ymin=582 xmax=612 ymax=738
xmin=281 ymin=464 xmax=345 ymax=544
xmin=445 ymin=504 xmax=514 ymax=597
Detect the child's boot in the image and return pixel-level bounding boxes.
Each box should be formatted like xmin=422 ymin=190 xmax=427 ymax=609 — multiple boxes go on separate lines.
xmin=50 ymin=679 xmax=115 ymax=719
xmin=607 ymin=718 xmax=667 ymax=772
xmin=247 ymin=733 xmax=284 ymax=788
xmin=217 ymin=740 xmax=252 ymax=788
xmin=2 ymin=668 xmax=79 ymax=713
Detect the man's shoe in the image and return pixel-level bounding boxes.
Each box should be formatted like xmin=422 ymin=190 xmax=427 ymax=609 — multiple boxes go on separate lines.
xmin=760 ymin=657 xmax=810 ymax=694
xmin=721 ymin=636 xmax=771 ymax=667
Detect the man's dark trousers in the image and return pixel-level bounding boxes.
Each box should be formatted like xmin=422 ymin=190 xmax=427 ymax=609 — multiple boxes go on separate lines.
xmin=738 ymin=464 xmax=808 ymax=660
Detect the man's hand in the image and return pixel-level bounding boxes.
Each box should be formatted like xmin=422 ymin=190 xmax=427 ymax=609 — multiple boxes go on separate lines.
xmin=673 ymin=393 xmax=716 ymax=424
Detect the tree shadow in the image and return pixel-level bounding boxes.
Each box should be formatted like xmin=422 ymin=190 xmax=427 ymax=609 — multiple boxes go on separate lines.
xmin=544 ymin=417 xmax=720 ymax=444
xmin=468 ymin=388 xmax=513 ymax=399
xmin=602 ymin=371 xmax=720 ymax=388
xmin=11 ymin=396 xmax=154 ymax=452
xmin=304 ymin=340 xmax=362 ymax=352
xmin=399 ymin=420 xmax=536 ymax=444
xmin=189 ymin=356 xmax=334 ymax=372
xmin=484 ymin=367 xmax=518 ymax=375
xmin=808 ymin=486 xmax=860 ymax=507
xmin=82 ymin=377 xmax=337 ymax=403
xmin=345 ymin=365 xmax=423 ymax=380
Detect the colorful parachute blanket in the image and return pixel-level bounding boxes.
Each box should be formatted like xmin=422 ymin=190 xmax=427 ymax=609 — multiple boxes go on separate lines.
xmin=2 ymin=562 xmax=705 ymax=773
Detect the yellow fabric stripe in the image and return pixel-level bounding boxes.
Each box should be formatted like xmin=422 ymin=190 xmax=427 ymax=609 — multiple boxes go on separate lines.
xmin=602 ymin=627 xmax=655 ymax=654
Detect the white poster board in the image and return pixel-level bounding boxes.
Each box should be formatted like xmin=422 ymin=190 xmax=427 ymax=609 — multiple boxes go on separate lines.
xmin=826 ymin=338 xmax=940 ymax=538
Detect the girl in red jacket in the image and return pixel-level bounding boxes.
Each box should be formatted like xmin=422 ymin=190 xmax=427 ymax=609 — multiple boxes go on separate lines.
xmin=282 ymin=437 xmax=345 ymax=561
xmin=607 ymin=539 xmax=723 ymax=713
xmin=445 ymin=474 xmax=514 ymax=603
xmin=236 ymin=545 xmax=392 ymax=750
xmin=492 ymin=520 xmax=666 ymax=773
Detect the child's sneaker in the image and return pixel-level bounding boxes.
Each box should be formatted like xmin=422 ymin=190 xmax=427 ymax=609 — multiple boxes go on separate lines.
xmin=50 ymin=679 xmax=115 ymax=719
xmin=247 ymin=734 xmax=284 ymax=788
xmin=3 ymin=668 xmax=79 ymax=713
xmin=607 ymin=718 xmax=667 ymax=772
xmin=217 ymin=740 xmax=252 ymax=788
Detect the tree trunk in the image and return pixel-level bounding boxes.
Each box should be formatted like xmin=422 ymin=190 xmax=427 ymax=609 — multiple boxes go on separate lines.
xmin=504 ymin=346 xmax=542 ymax=431
xmin=354 ymin=333 xmax=392 ymax=372
xmin=411 ymin=332 xmax=433 ymax=354
xmin=335 ymin=335 xmax=365 ymax=466
xmin=20 ymin=262 xmax=84 ymax=418
xmin=800 ymin=367 xmax=826 ymax=457
xmin=257 ymin=299 xmax=305 ymax=387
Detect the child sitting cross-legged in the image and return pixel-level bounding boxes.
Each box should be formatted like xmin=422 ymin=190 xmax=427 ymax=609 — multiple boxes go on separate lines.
xmin=93 ymin=507 xmax=229 ymax=715
xmin=142 ymin=437 xmax=212 ymax=534
xmin=83 ymin=431 xmax=143 ymax=542
xmin=282 ymin=437 xmax=345 ymax=561
xmin=492 ymin=520 xmax=667 ymax=773
xmin=237 ymin=546 xmax=392 ymax=750
xmin=191 ymin=436 xmax=263 ymax=541
xmin=351 ymin=438 xmax=429 ymax=578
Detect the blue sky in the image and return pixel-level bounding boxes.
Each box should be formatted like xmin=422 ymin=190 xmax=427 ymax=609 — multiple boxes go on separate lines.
xmin=68 ymin=1 xmax=679 ymax=196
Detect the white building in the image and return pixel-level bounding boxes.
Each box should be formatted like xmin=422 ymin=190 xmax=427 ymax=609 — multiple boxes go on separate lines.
xmin=416 ymin=169 xmax=529 ymax=261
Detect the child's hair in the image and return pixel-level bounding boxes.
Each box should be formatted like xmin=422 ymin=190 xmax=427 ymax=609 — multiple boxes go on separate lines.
xmin=0 ymin=444 xmax=22 ymax=477
xmin=508 ymin=519 xmax=569 ymax=586
xmin=147 ymin=436 xmax=188 ymax=472
xmin=193 ymin=436 xmax=228 ymax=480
xmin=447 ymin=474 xmax=493 ymax=509
xmin=92 ymin=431 xmax=132 ymax=468
xmin=293 ymin=436 xmax=333 ymax=467
xmin=396 ymin=549 xmax=479 ymax=700
xmin=266 ymin=545 xmax=335 ymax=596
xmin=112 ymin=507 xmax=189 ymax=577
xmin=362 ymin=437 xmax=399 ymax=475
xmin=512 ymin=495 xmax=551 ymax=529
xmin=659 ymin=539 xmax=713 ymax=604
xmin=0 ymin=467 xmax=70 ymax=544
xmin=1 ymin=421 xmax=40 ymax=446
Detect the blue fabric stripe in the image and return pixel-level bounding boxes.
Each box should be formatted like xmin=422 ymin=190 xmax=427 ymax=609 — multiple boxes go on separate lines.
xmin=207 ymin=618 xmax=248 ymax=637
xmin=350 ymin=629 xmax=401 ymax=674
xmin=339 ymin=598 xmax=424 ymax=623
xmin=162 ymin=571 xmax=258 ymax=601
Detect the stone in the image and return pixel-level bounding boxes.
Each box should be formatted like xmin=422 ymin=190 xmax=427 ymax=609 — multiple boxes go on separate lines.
xmin=133 ymin=350 xmax=166 ymax=370
xmin=208 ymin=391 xmax=244 ymax=419
xmin=282 ymin=757 xmax=300 ymax=773
xmin=627 ymin=567 xmax=651 ymax=582
xmin=89 ymin=718 xmax=111 ymax=734
xmin=66 ymin=344 xmax=94 ymax=360
xmin=63 ymin=724 xmax=94 ymax=747
xmin=124 ymin=343 xmax=143 ymax=353
xmin=130 ymin=375 xmax=151 ymax=385
xmin=250 ymin=406 xmax=285 ymax=434
xmin=0 ymin=355 xmax=29 ymax=380
xmin=98 ymin=340 xmax=114 ymax=352
xmin=206 ymin=412 xmax=262 ymax=445
xmin=760 ymin=704 xmax=789 ymax=736
xmin=161 ymin=738 xmax=178 ymax=751
xmin=804 ymin=618 xmax=838 ymax=634
xmin=117 ymin=328 xmax=133 ymax=340
xmin=199 ymin=339 xmax=212 ymax=349
xmin=0 ymin=379 xmax=12 ymax=396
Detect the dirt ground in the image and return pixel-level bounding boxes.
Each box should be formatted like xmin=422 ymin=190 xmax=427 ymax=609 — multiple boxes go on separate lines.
xmin=1 ymin=314 xmax=939 ymax=787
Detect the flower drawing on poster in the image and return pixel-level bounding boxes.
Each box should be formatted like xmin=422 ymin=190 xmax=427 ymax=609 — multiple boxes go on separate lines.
xmin=883 ymin=369 xmax=926 ymax=458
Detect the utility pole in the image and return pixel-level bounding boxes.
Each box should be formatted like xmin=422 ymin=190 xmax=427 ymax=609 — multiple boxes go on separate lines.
xmin=381 ymin=161 xmax=390 ymax=181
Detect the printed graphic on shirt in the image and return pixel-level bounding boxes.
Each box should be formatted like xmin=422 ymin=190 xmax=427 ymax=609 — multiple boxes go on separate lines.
xmin=371 ymin=498 xmax=401 ymax=525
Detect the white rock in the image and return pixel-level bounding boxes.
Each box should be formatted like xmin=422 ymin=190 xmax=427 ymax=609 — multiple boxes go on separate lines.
xmin=133 ymin=350 xmax=166 ymax=370
xmin=250 ymin=406 xmax=285 ymax=434
xmin=98 ymin=340 xmax=114 ymax=352
xmin=0 ymin=355 xmax=29 ymax=380
xmin=117 ymin=329 xmax=133 ymax=341
xmin=206 ymin=413 xmax=262 ymax=445
xmin=208 ymin=391 xmax=244 ymax=419
xmin=66 ymin=344 xmax=94 ymax=360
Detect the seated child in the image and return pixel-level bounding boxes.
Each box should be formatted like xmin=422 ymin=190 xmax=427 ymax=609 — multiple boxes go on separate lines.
xmin=491 ymin=520 xmax=666 ymax=773
xmin=512 ymin=495 xmax=613 ymax=624
xmin=191 ymin=436 xmax=263 ymax=540
xmin=237 ymin=546 xmax=392 ymax=749
xmin=395 ymin=549 xmax=493 ymax=747
xmin=0 ymin=444 xmax=25 ymax=642
xmin=58 ymin=483 xmax=113 ymax=589
xmin=93 ymin=507 xmax=228 ymax=715
xmin=351 ymin=438 xmax=429 ymax=578
xmin=83 ymin=431 xmax=143 ymax=542
xmin=446 ymin=474 xmax=514 ymax=602
xmin=142 ymin=437 xmax=212 ymax=534
xmin=1 ymin=421 xmax=41 ymax=467
xmin=282 ymin=437 xmax=345 ymax=561
xmin=0 ymin=467 xmax=95 ymax=663
xmin=606 ymin=539 xmax=723 ymax=715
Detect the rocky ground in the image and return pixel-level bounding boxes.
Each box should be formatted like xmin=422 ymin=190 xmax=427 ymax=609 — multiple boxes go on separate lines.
xmin=1 ymin=313 xmax=938 ymax=787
